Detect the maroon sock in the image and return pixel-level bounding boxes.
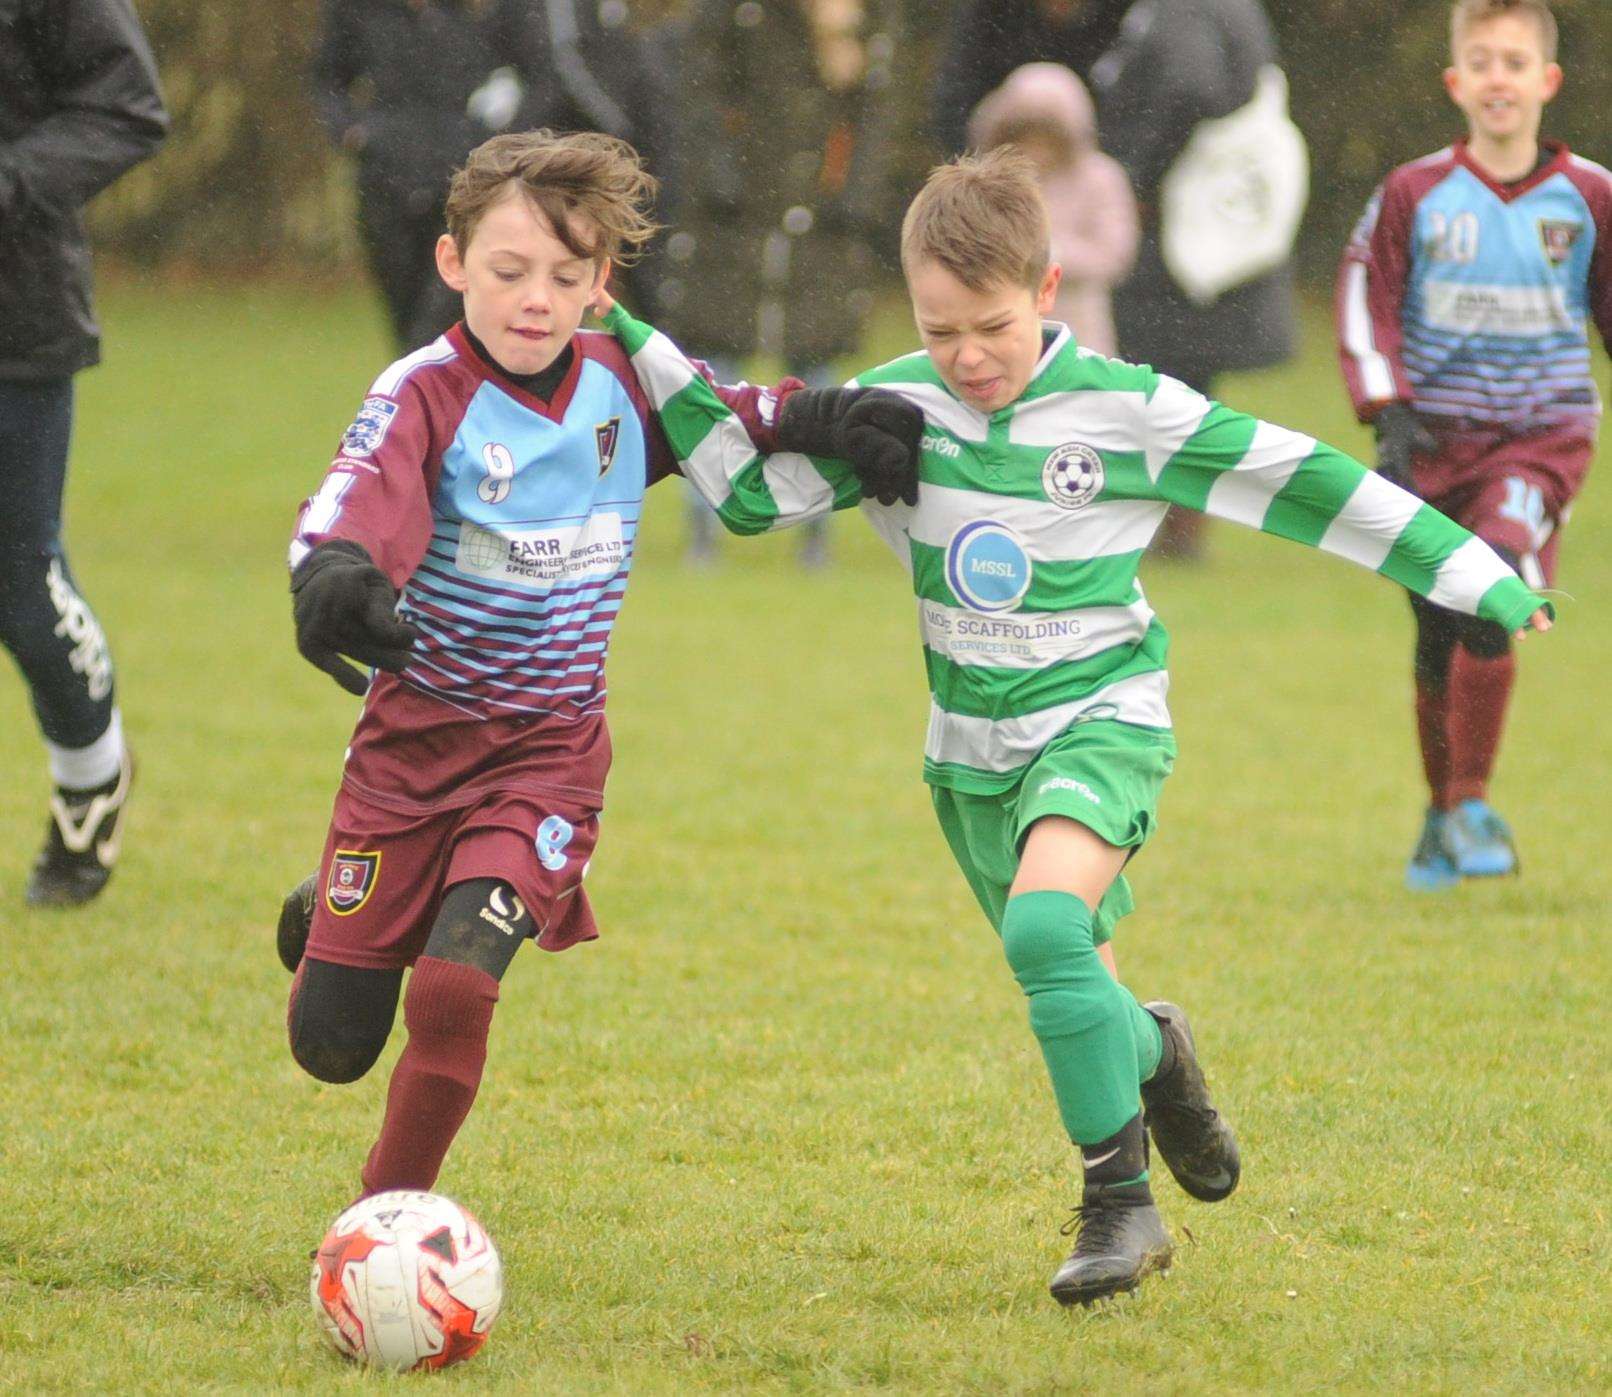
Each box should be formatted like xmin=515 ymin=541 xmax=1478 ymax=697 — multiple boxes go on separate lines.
xmin=361 ymin=956 xmax=499 ymax=1195
xmin=1414 ymin=680 xmax=1452 ymax=809
xmin=1444 ymin=647 xmax=1517 ymax=806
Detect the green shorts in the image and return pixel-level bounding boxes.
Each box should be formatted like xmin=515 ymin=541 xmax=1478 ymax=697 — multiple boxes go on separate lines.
xmin=930 ymin=720 xmax=1176 ymax=945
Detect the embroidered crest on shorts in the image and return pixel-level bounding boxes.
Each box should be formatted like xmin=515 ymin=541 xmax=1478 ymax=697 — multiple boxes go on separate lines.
xmin=1043 ymin=443 xmax=1105 ymax=510
xmin=595 ymin=416 xmax=621 ymax=475
xmin=340 ymin=397 xmax=399 ymax=458
xmin=1537 ymin=218 xmax=1582 ymax=266
xmin=327 ymin=850 xmax=381 ymax=915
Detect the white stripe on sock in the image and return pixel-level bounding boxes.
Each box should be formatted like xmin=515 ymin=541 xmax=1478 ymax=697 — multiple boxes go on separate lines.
xmin=46 ymin=709 xmax=125 ymax=790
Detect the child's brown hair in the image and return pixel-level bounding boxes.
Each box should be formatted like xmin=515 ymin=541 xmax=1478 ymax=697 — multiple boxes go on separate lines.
xmin=444 ymin=129 xmax=659 ymax=264
xmin=899 ymin=148 xmax=1050 ymax=293
xmin=1450 ymin=0 xmax=1557 ymax=62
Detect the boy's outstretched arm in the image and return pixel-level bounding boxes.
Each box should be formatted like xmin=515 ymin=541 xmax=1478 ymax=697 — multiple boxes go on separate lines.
xmin=596 ymin=296 xmax=920 ymax=532
xmin=287 ymin=379 xmax=439 ymax=692
xmin=1141 ymin=374 xmax=1552 ymax=637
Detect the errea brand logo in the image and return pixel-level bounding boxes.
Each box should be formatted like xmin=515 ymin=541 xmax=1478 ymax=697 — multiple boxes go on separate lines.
xmin=921 ymin=432 xmax=961 ymax=459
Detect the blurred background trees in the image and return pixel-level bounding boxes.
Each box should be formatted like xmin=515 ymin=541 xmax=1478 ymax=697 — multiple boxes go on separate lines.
xmin=93 ymin=0 xmax=1607 ymax=284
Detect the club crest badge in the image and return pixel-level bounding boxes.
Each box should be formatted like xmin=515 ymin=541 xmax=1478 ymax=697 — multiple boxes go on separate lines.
xmin=340 ymin=397 xmax=399 ymax=458
xmin=1538 ymin=218 xmax=1582 ymax=266
xmin=327 ymin=850 xmax=381 ymax=916
xmin=1043 ymin=443 xmax=1105 ymax=511
xmin=595 ymin=416 xmax=622 ymax=476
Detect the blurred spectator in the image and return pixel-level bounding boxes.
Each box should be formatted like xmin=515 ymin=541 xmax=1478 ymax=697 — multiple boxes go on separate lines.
xmin=312 ymin=0 xmax=671 ymax=353
xmin=659 ymin=0 xmax=899 ymax=567
xmin=968 ymin=62 xmax=1137 ymax=356
xmin=935 ymin=0 xmax=1127 ymax=159
xmin=936 ymin=0 xmax=1304 ymax=560
xmin=0 ymin=0 xmax=166 ymax=905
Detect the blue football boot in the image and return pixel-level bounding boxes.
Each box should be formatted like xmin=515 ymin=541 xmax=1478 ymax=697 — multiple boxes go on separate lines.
xmin=1443 ymin=799 xmax=1518 ymax=878
xmin=1405 ymin=808 xmax=1460 ymax=891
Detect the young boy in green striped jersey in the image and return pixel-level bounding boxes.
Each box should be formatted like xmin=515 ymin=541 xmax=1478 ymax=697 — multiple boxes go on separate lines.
xmin=602 ymin=148 xmax=1552 ymax=1307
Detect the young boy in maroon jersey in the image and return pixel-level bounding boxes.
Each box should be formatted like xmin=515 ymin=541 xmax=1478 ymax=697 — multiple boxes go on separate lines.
xmin=278 ymin=130 xmax=918 ymax=1197
xmin=1337 ymin=0 xmax=1610 ymax=888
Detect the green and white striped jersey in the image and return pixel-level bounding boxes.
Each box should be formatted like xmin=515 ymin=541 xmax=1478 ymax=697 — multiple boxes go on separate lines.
xmin=605 ymin=304 xmax=1548 ymax=794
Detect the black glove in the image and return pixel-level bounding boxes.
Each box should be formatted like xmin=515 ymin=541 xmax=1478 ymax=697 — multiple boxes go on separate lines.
xmin=291 ymin=541 xmax=421 ymax=696
xmin=776 ymin=387 xmax=923 ymax=507
xmin=1373 ymin=402 xmax=1436 ymax=492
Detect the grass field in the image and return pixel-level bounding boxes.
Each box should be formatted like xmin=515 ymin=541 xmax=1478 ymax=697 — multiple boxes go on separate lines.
xmin=1 ymin=279 xmax=1608 ymax=1393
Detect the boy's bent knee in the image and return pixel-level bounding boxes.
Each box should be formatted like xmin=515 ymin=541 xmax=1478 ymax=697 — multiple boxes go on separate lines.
xmin=1001 ymin=891 xmax=1099 ymax=992
xmin=1002 ymin=892 xmax=1120 ymax=1042
xmin=287 ymin=958 xmax=402 ymax=1083
xmin=290 ymin=1028 xmax=385 ymax=1085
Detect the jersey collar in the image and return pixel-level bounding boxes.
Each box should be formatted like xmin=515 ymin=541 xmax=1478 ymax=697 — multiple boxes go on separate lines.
xmin=447 ymin=322 xmax=584 ymax=422
xmin=1453 ymin=137 xmax=1571 ymax=203
xmin=1004 ymin=321 xmax=1076 ymax=411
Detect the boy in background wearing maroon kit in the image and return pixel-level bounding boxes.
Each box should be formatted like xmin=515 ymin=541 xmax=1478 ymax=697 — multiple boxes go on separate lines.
xmin=1337 ymin=0 xmax=1611 ymax=889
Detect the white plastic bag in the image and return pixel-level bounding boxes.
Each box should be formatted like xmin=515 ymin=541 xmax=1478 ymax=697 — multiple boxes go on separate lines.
xmin=1160 ymin=65 xmax=1309 ymax=306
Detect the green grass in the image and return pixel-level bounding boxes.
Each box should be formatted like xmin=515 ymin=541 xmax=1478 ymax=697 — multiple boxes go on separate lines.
xmin=1 ymin=280 xmax=1608 ymax=1392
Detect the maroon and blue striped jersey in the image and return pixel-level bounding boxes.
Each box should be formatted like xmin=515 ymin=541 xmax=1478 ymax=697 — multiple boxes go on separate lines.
xmin=291 ymin=322 xmax=779 ymax=813
xmin=1337 ymin=139 xmax=1612 ymax=438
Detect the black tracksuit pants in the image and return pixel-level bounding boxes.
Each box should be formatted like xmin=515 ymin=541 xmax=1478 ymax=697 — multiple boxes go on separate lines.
xmin=355 ymin=180 xmax=462 ymax=354
xmin=0 ymin=377 xmax=116 ymax=750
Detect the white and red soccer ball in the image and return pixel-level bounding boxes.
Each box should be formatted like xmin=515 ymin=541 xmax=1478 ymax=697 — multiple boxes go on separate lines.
xmin=310 ymin=1190 xmax=503 ymax=1371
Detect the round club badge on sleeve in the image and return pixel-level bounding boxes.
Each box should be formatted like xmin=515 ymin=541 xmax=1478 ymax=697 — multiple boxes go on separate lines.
xmin=1043 ymin=443 xmax=1105 ymax=510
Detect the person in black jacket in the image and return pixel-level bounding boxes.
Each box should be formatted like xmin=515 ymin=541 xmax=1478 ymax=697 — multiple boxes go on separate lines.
xmin=934 ymin=0 xmax=1127 ymax=159
xmin=935 ymin=0 xmax=1300 ymax=558
xmin=0 ymin=0 xmax=166 ymax=906
xmin=312 ymin=0 xmax=672 ymax=353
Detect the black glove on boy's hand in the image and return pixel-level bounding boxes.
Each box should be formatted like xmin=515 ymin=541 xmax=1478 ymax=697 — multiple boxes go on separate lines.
xmin=776 ymin=387 xmax=923 ymax=507
xmin=1373 ymin=401 xmax=1436 ymax=492
xmin=291 ymin=540 xmax=421 ymax=696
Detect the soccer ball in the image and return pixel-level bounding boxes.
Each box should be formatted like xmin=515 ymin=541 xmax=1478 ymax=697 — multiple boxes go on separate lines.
xmin=310 ymin=1190 xmax=503 ymax=1371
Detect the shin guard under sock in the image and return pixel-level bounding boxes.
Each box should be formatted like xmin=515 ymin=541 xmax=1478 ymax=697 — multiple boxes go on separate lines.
xmin=1000 ymin=891 xmax=1161 ymax=1147
xmin=1445 ymin=646 xmax=1516 ymax=806
xmin=362 ymin=956 xmax=499 ymax=1194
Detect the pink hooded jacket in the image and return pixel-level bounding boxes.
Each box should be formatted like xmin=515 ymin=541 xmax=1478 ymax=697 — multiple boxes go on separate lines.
xmin=968 ymin=63 xmax=1138 ymax=355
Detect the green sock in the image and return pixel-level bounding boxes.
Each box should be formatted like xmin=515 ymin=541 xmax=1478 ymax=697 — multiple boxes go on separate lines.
xmin=1000 ymin=890 xmax=1161 ymax=1145
xmin=1133 ymin=993 xmax=1164 ymax=1085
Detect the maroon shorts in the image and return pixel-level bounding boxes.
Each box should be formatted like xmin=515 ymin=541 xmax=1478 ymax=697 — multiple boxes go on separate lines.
xmin=1413 ymin=425 xmax=1594 ymax=589
xmin=304 ymin=786 xmax=602 ymax=971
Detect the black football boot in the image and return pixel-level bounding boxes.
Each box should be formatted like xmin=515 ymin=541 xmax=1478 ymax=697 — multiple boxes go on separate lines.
xmin=277 ymin=872 xmax=319 ymax=973
xmin=1049 ymin=1114 xmax=1173 ymax=1306
xmin=25 ymin=750 xmax=133 ymax=908
xmin=1140 ymin=1000 xmax=1240 ymax=1202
